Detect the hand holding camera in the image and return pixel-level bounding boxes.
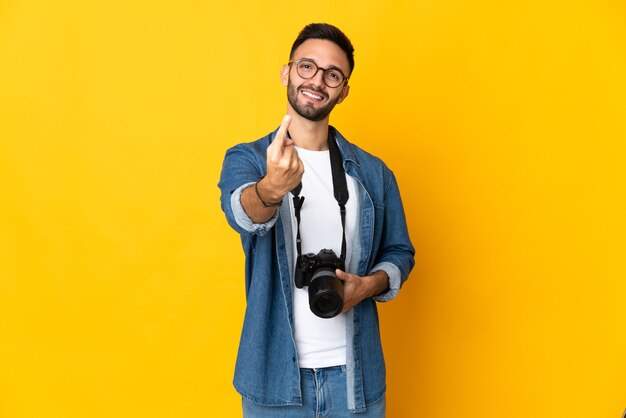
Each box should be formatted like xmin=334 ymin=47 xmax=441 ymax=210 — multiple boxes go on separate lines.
xmin=335 ymin=270 xmax=390 ymax=314
xmin=295 ymin=249 xmax=345 ymax=318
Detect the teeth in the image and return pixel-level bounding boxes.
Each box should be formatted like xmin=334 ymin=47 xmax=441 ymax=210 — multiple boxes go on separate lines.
xmin=302 ymin=91 xmax=322 ymax=100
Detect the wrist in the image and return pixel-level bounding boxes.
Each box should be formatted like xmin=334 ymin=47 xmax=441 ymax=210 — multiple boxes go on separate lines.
xmin=255 ymin=177 xmax=283 ymax=207
xmin=369 ymin=270 xmax=390 ymax=297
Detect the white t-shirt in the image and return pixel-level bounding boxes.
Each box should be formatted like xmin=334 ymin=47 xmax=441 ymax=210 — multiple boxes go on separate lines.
xmin=290 ymin=145 xmax=358 ymax=369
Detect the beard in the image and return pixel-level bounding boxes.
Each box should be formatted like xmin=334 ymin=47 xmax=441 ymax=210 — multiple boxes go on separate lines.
xmin=287 ymin=79 xmax=340 ymax=122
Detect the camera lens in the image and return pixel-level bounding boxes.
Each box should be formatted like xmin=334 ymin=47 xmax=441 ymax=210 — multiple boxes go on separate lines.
xmin=315 ymin=293 xmax=340 ymax=313
xmin=308 ymin=269 xmax=344 ymax=318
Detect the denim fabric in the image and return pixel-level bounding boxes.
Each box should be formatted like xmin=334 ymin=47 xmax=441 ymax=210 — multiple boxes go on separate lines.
xmin=242 ymin=366 xmax=386 ymax=418
xmin=218 ymin=126 xmax=414 ymax=412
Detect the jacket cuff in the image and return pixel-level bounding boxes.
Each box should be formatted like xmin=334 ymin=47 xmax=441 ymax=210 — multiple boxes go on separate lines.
xmin=369 ymin=261 xmax=402 ymax=302
xmin=231 ymin=182 xmax=279 ymax=236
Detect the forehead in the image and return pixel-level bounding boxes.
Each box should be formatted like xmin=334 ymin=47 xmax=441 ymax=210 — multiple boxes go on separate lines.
xmin=291 ymin=39 xmax=350 ymax=75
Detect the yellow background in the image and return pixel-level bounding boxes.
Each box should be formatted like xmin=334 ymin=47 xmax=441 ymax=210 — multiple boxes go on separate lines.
xmin=1 ymin=1 xmax=625 ymax=417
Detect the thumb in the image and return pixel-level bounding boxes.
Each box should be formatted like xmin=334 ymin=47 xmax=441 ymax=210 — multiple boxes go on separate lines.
xmin=273 ymin=115 xmax=292 ymax=148
xmin=335 ymin=269 xmax=353 ymax=282
xmin=268 ymin=115 xmax=292 ymax=158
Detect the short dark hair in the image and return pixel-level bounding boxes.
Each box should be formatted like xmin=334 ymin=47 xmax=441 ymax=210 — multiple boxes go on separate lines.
xmin=289 ymin=23 xmax=355 ymax=75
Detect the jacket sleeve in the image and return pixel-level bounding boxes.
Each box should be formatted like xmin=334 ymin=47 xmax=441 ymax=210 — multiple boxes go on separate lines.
xmin=218 ymin=143 xmax=279 ymax=237
xmin=369 ymin=170 xmax=415 ymax=302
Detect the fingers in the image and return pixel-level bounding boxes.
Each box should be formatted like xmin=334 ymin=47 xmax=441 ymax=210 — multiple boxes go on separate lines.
xmin=269 ymin=115 xmax=292 ymax=160
xmin=282 ymin=137 xmax=297 ymax=160
xmin=336 ymin=269 xmax=356 ymax=282
xmin=338 ymin=270 xmax=364 ymax=313
xmin=340 ymin=271 xmax=357 ymax=313
xmin=265 ymin=114 xmax=303 ymax=195
xmin=277 ymin=114 xmax=291 ymax=141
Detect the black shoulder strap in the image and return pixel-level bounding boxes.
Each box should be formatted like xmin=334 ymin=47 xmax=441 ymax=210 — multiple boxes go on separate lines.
xmin=328 ymin=134 xmax=349 ymax=260
xmin=328 ymin=134 xmax=348 ymax=205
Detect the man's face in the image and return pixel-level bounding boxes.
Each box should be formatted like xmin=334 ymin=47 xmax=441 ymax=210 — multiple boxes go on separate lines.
xmin=282 ymin=39 xmax=351 ymax=122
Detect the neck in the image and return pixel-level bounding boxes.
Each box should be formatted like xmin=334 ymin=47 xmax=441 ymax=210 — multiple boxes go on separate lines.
xmin=286 ymin=111 xmax=330 ymax=151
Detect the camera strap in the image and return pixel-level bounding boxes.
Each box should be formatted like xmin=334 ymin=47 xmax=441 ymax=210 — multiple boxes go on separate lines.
xmin=290 ymin=130 xmax=349 ymax=262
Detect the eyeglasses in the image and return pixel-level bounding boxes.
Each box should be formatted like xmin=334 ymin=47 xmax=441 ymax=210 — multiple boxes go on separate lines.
xmin=288 ymin=58 xmax=349 ymax=88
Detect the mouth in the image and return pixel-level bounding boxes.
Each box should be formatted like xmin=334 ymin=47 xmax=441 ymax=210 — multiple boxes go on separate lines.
xmin=300 ymin=88 xmax=326 ymax=102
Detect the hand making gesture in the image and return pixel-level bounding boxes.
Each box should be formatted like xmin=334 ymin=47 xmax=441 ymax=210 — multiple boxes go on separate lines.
xmin=241 ymin=115 xmax=304 ymax=223
xmin=263 ymin=115 xmax=304 ymax=199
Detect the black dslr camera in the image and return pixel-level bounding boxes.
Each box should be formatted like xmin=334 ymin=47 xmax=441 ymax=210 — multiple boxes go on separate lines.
xmin=294 ymin=249 xmax=345 ymax=318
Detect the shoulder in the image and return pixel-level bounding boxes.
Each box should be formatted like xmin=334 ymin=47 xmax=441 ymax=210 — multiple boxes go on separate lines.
xmin=332 ymin=126 xmax=393 ymax=177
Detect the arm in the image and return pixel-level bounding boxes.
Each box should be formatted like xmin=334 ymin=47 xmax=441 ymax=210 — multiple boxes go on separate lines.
xmin=239 ymin=115 xmax=304 ymax=223
xmin=337 ymin=269 xmax=390 ymax=313
xmin=218 ymin=115 xmax=304 ymax=234
xmin=369 ymin=170 xmax=415 ymax=302
xmin=337 ymin=170 xmax=415 ymax=310
xmin=239 ymin=177 xmax=283 ymax=224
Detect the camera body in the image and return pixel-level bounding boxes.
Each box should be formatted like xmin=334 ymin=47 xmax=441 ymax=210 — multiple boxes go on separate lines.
xmin=294 ymin=248 xmax=345 ymax=318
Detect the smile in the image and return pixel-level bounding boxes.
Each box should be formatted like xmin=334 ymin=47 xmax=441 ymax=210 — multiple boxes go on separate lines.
xmin=301 ymin=90 xmax=324 ymax=101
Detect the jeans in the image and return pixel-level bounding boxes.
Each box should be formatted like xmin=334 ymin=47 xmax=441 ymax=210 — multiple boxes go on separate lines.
xmin=242 ymin=366 xmax=386 ymax=417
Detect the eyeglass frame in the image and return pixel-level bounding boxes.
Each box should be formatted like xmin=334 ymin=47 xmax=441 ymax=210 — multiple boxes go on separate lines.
xmin=287 ymin=58 xmax=349 ymax=88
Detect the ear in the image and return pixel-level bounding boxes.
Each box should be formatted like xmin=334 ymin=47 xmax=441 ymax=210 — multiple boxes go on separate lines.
xmin=336 ymin=83 xmax=350 ymax=104
xmin=280 ymin=64 xmax=290 ymax=87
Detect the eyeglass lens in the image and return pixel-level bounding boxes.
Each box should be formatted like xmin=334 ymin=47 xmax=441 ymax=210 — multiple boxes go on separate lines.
xmin=295 ymin=59 xmax=344 ymax=88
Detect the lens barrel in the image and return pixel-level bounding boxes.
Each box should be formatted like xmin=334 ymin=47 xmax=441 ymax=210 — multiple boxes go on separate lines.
xmin=308 ymin=268 xmax=344 ymax=318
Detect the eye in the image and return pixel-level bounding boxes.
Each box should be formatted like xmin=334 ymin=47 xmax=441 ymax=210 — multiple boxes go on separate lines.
xmin=326 ymin=71 xmax=341 ymax=80
xmin=298 ymin=60 xmax=315 ymax=71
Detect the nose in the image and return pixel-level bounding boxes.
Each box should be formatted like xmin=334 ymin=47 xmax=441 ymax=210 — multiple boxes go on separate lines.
xmin=309 ymin=68 xmax=326 ymax=88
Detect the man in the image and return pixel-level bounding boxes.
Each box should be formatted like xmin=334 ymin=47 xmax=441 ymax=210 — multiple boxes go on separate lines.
xmin=218 ymin=23 xmax=414 ymax=417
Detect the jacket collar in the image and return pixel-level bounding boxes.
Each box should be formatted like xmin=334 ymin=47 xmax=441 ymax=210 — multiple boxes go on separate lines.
xmin=329 ymin=125 xmax=360 ymax=167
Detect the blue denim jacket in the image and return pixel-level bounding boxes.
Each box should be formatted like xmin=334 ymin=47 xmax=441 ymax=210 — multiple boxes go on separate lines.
xmin=218 ymin=126 xmax=415 ymax=413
